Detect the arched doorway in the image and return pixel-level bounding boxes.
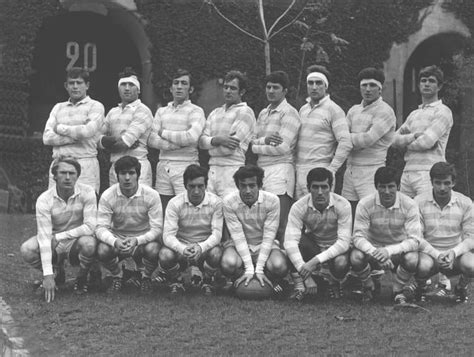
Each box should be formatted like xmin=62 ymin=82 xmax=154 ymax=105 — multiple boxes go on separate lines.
xmin=28 ymin=11 xmax=142 ymax=134
xmin=403 ymin=33 xmax=466 ymax=118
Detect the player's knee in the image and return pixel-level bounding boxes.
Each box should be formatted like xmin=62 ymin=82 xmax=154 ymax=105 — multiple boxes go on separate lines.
xmin=331 ymin=254 xmax=350 ymax=277
xmin=221 ymin=248 xmax=241 ymax=276
xmin=158 ymin=246 xmax=177 ymax=269
xmin=350 ymin=249 xmax=366 ymax=271
xmin=401 ymin=252 xmax=418 ymax=272
xmin=459 ymin=253 xmax=474 ymax=277
xmin=206 ymin=246 xmax=223 ymax=268
xmin=266 ymin=252 xmax=288 ymax=278
xmin=144 ymin=242 xmax=160 ymax=259
xmin=415 ymin=253 xmax=433 ymax=278
xmin=97 ymin=242 xmax=114 ymax=261
xmin=20 ymin=238 xmax=38 ymax=264
xmin=78 ymin=236 xmax=97 ymax=256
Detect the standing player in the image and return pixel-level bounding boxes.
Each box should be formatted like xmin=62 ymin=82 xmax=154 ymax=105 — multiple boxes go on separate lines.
xmin=251 ymin=70 xmax=301 ymax=245
xmin=20 ymin=157 xmax=98 ymax=302
xmin=148 ymin=69 xmax=205 ymax=210
xmin=284 ymin=167 xmax=352 ymax=301
xmin=199 ymin=70 xmax=256 ymax=198
xmin=159 ymin=164 xmax=223 ymax=295
xmin=221 ymin=166 xmax=288 ymax=290
xmin=350 ymin=166 xmax=421 ymax=304
xmin=43 ymin=67 xmax=104 ymax=193
xmin=296 ymin=64 xmax=352 ymax=199
xmin=413 ymin=162 xmax=474 ymax=303
xmin=100 ymin=68 xmax=153 ymax=187
xmin=96 ymin=156 xmax=162 ymax=293
xmin=343 ymin=67 xmax=396 ymax=215
xmin=392 ymin=66 xmax=453 ymax=291
xmin=392 ymin=65 xmax=453 ymax=198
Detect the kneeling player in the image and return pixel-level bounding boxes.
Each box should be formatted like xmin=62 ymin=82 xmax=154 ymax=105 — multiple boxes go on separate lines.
xmin=21 ymin=156 xmax=98 ymax=302
xmin=96 ymin=156 xmax=163 ymax=293
xmin=413 ymin=162 xmax=474 ymax=302
xmin=350 ymin=166 xmax=421 ymax=304
xmin=221 ymin=165 xmax=288 ymax=292
xmin=284 ymin=167 xmax=352 ymax=300
xmin=159 ymin=164 xmax=223 ymax=295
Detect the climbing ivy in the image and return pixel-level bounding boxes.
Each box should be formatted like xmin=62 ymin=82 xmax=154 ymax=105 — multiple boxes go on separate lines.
xmin=137 ymin=0 xmax=431 ymax=112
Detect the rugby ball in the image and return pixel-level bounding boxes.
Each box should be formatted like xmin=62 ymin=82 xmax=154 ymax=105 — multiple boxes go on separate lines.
xmin=234 ymin=277 xmax=273 ymax=300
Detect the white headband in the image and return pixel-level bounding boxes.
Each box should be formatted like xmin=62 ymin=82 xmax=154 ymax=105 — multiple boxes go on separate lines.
xmin=118 ymin=76 xmax=140 ymax=90
xmin=307 ymin=72 xmax=329 ymax=88
xmin=360 ymin=78 xmax=382 ymax=89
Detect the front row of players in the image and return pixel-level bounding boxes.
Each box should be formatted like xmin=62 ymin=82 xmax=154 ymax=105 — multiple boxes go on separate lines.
xmin=21 ymin=156 xmax=473 ymax=304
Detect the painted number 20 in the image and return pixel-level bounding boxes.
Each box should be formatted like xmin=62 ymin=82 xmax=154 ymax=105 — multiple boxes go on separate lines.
xmin=66 ymin=42 xmax=97 ymax=72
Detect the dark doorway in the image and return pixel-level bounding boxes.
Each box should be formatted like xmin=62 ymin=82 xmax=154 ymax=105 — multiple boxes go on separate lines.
xmin=28 ymin=11 xmax=141 ymax=134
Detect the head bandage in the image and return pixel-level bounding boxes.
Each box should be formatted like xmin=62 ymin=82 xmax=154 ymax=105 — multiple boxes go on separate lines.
xmin=360 ymin=78 xmax=382 ymax=89
xmin=118 ymin=76 xmax=140 ymax=90
xmin=307 ymin=72 xmax=329 ymax=88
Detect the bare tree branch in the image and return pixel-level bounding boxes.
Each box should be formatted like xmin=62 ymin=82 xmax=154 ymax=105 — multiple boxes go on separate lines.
xmin=205 ymin=0 xmax=265 ymax=43
xmin=258 ymin=0 xmax=269 ymax=38
xmin=269 ymin=0 xmax=309 ymax=40
xmin=267 ymin=0 xmax=297 ymax=36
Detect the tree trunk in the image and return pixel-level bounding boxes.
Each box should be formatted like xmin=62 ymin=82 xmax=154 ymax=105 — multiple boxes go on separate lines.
xmin=264 ymin=40 xmax=271 ymax=75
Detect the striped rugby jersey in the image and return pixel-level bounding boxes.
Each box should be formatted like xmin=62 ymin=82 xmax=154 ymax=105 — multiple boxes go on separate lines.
xmin=199 ymin=102 xmax=256 ymax=166
xmin=284 ymin=192 xmax=352 ymax=271
xmin=346 ymin=97 xmax=396 ymax=166
xmin=392 ymin=100 xmax=453 ymax=171
xmin=252 ymin=99 xmax=301 ymax=166
xmin=148 ymin=100 xmax=205 ymax=162
xmin=163 ymin=191 xmax=223 ymax=254
xmin=43 ymin=96 xmax=105 ymax=159
xmin=96 ymin=184 xmax=163 ymax=247
xmin=35 ymin=183 xmax=97 ymax=276
xmin=415 ymin=190 xmax=474 ymax=258
xmin=353 ymin=191 xmax=421 ymax=256
xmin=297 ymin=95 xmax=352 ymax=172
xmin=101 ymin=99 xmax=153 ymax=163
xmin=223 ymin=190 xmax=280 ymax=275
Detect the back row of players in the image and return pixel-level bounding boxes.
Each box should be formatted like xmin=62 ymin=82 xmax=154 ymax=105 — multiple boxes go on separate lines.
xmin=21 ymin=64 xmax=472 ymax=304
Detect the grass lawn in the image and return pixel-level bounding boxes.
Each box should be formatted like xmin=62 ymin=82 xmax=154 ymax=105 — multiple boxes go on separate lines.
xmin=1 ymin=213 xmax=473 ymax=356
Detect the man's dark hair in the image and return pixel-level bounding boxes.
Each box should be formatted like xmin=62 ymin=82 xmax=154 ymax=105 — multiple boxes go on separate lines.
xmin=224 ymin=70 xmax=248 ymax=93
xmin=265 ymin=70 xmax=289 ymax=90
xmin=119 ymin=67 xmax=139 ymax=79
xmin=306 ymin=167 xmax=333 ymax=189
xmin=306 ymin=64 xmax=330 ymax=80
xmin=183 ymin=164 xmax=208 ymax=187
xmin=114 ymin=155 xmax=141 ymax=178
xmin=51 ymin=156 xmax=82 ymax=178
xmin=430 ymin=162 xmax=456 ymax=181
xmin=418 ymin=65 xmax=444 ymax=84
xmin=374 ymin=166 xmax=401 ymax=187
xmin=66 ymin=67 xmax=90 ymax=83
xmin=233 ymin=165 xmax=264 ymax=188
xmin=172 ymin=68 xmax=193 ymax=87
xmin=357 ymin=67 xmax=385 ymax=85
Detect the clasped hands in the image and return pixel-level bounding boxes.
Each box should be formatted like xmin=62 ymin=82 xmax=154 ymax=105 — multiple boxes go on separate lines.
xmin=114 ymin=237 xmax=138 ymax=255
xmin=438 ymin=250 xmax=455 ymax=270
xmin=183 ymin=243 xmax=203 ymax=264
xmin=371 ymin=248 xmax=394 ymax=270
